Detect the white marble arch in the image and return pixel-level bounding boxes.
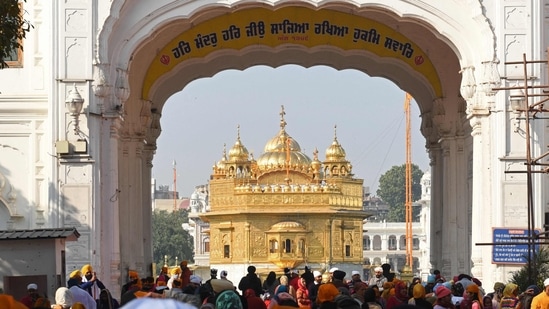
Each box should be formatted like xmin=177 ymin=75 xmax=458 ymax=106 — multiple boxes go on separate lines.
xmin=43 ymin=0 xmax=543 ymax=295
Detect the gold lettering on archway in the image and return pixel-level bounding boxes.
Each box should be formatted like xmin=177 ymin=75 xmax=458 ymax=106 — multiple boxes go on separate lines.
xmin=143 ymin=7 xmax=442 ymax=99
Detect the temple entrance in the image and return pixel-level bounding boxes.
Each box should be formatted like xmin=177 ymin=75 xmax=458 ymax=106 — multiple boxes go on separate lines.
xmin=95 ymin=1 xmax=496 ymax=291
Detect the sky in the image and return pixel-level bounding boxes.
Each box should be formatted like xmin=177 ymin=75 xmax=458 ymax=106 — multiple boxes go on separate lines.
xmin=151 ymin=65 xmax=430 ymax=198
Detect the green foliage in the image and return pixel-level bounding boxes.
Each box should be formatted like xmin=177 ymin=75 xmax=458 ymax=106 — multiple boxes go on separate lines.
xmin=509 ymin=246 xmax=549 ymax=290
xmin=376 ymin=164 xmax=424 ymax=222
xmin=0 ymin=0 xmax=33 ymax=68
xmin=152 ymin=209 xmax=194 ymax=266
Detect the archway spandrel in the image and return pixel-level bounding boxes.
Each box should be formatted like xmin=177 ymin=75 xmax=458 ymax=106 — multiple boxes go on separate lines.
xmin=142 ymin=7 xmax=442 ymax=101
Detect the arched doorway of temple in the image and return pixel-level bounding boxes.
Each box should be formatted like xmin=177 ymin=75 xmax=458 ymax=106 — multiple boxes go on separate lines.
xmin=95 ymin=1 xmax=492 ymax=288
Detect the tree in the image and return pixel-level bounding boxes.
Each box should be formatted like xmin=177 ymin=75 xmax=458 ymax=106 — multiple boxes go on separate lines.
xmin=509 ymin=246 xmax=549 ymax=289
xmin=152 ymin=209 xmax=194 ymax=267
xmin=0 ymin=0 xmax=33 ymax=68
xmin=376 ymin=164 xmax=424 ymax=222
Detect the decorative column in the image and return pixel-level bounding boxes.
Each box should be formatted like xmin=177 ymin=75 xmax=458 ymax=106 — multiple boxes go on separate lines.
xmin=466 ymin=60 xmax=500 ymax=280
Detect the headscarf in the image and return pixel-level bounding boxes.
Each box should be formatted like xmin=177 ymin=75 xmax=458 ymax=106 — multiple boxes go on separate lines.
xmin=279 ymin=275 xmax=289 ymax=286
xmin=502 ymin=283 xmax=518 ymax=298
xmin=483 ymin=296 xmax=493 ymax=309
xmin=0 ymin=295 xmax=27 ymax=309
xmin=317 ymin=283 xmax=340 ymax=303
xmin=394 ymin=281 xmax=409 ymax=302
xmin=216 ymin=290 xmax=244 ymax=309
xmin=276 ymin=284 xmax=288 ymax=295
xmin=413 ymin=283 xmax=426 ymax=299
xmin=54 ymin=287 xmax=73 ymax=308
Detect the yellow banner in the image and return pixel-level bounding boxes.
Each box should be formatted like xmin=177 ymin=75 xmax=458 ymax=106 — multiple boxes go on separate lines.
xmin=143 ymin=7 xmax=442 ymax=99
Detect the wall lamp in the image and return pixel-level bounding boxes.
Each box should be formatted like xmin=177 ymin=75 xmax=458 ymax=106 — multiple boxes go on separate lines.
xmin=65 ymin=84 xmax=84 ymax=135
xmin=509 ymin=86 xmax=526 ymax=132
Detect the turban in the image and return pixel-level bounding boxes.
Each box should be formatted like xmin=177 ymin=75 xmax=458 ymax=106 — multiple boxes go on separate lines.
xmin=210 ymin=279 xmax=234 ymax=293
xmin=333 ymin=270 xmax=346 ymax=280
xmin=0 ymin=295 xmax=27 ymax=309
xmin=436 ymin=286 xmax=452 ymax=299
xmin=81 ymin=264 xmax=93 ymax=274
xmin=55 ymin=287 xmax=73 ymax=308
xmin=466 ymin=284 xmax=480 ymax=294
xmin=129 ymin=270 xmax=139 ymax=279
xmin=170 ymin=268 xmax=181 ymax=275
xmin=69 ymin=270 xmax=82 ymax=279
xmin=413 ymin=283 xmax=426 ymax=299
xmin=317 ymin=283 xmax=340 ymax=303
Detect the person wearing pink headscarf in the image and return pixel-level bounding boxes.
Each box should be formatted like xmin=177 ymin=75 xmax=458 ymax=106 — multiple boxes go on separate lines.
xmin=296 ymin=276 xmax=311 ymax=308
xmin=386 ymin=281 xmax=409 ymax=309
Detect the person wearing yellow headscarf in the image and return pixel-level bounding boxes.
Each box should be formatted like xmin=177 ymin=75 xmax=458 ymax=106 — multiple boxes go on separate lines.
xmin=80 ymin=264 xmax=106 ymax=300
xmin=500 ymin=283 xmax=520 ymax=309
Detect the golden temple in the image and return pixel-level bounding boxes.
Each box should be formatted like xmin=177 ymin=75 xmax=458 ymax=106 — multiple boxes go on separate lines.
xmin=203 ymin=105 xmax=368 ymax=274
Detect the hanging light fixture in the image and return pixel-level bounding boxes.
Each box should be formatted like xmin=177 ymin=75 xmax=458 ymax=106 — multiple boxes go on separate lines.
xmin=65 ymin=84 xmax=85 ymax=135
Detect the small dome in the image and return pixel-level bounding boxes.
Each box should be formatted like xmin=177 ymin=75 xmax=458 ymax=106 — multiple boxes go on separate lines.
xmin=216 ymin=144 xmax=228 ymax=169
xmin=270 ymin=221 xmax=306 ymax=232
xmin=228 ymin=125 xmax=250 ymax=162
xmin=325 ymin=125 xmax=347 ymax=161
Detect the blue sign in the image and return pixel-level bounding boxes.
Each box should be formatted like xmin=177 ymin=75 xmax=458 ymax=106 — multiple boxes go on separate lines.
xmin=492 ymin=228 xmax=539 ymax=264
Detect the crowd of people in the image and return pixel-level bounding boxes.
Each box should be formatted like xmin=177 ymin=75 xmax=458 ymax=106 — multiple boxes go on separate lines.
xmin=3 ymin=262 xmax=549 ymax=309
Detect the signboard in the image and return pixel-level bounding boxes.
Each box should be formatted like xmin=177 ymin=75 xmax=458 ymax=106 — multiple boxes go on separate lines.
xmin=492 ymin=228 xmax=539 ymax=264
xmin=143 ymin=7 xmax=442 ymax=100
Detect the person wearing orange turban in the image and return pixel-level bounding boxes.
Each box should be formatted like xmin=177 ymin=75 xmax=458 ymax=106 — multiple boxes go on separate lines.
xmin=0 ymin=295 xmax=28 ymax=309
xmin=317 ymin=283 xmax=340 ymax=305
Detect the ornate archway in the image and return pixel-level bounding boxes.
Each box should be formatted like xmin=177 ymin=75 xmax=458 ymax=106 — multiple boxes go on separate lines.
xmin=89 ymin=0 xmax=500 ymax=293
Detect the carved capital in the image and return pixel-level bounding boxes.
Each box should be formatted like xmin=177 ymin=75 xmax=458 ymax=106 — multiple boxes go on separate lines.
xmin=115 ymin=68 xmax=130 ymax=113
xmin=460 ymin=66 xmax=477 ymax=99
xmin=479 ymin=60 xmax=501 ymax=97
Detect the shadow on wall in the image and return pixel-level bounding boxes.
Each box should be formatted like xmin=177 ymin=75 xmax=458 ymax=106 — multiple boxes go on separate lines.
xmin=0 ymin=161 xmax=83 ymax=302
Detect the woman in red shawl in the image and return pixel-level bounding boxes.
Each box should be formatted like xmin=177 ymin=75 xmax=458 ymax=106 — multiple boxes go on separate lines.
xmin=245 ymin=288 xmax=267 ymax=309
xmin=386 ymin=281 xmax=409 ymax=309
xmin=296 ymin=277 xmax=311 ymax=308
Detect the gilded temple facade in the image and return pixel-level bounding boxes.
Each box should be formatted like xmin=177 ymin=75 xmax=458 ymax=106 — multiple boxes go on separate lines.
xmin=202 ymin=107 xmax=368 ymax=277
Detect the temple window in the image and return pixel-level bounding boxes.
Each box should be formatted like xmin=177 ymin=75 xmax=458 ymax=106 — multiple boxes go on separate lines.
xmin=363 ymin=236 xmax=370 ymax=250
xmin=413 ymin=238 xmax=420 ymax=250
xmin=399 ymin=235 xmax=406 ymax=250
xmin=373 ymin=235 xmax=381 ymax=250
xmin=204 ymin=237 xmax=210 ymax=253
xmin=224 ymin=245 xmax=230 ymax=258
xmin=283 ymin=239 xmax=292 ymax=253
xmin=298 ymin=239 xmax=305 ymax=254
xmin=345 ymin=244 xmax=351 ymax=257
xmin=269 ymin=239 xmax=279 ymax=253
xmin=388 ymin=235 xmax=397 ymax=250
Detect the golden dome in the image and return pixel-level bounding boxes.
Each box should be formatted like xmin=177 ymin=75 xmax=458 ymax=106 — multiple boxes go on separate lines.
xmin=325 ymin=125 xmax=347 ymax=162
xmin=256 ymin=106 xmax=312 ymax=170
xmin=228 ymin=125 xmax=250 ymax=162
xmin=216 ymin=144 xmax=228 ymax=168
